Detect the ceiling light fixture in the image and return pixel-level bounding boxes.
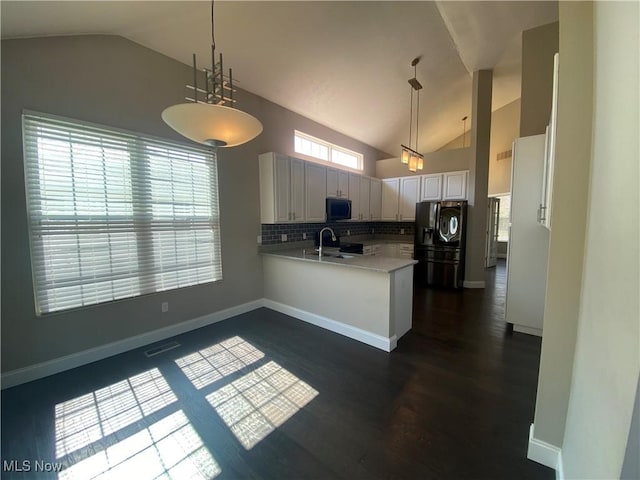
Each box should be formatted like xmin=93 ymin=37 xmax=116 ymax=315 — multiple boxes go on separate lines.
xmin=162 ymin=0 xmax=262 ymax=147
xmin=401 ymin=56 xmax=424 ymax=172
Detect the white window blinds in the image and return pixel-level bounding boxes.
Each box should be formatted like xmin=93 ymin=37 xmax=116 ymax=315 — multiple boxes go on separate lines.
xmin=23 ymin=112 xmax=222 ymax=315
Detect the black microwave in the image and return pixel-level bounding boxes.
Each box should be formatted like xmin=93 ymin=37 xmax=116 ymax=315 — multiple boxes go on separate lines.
xmin=326 ymin=198 xmax=351 ymax=221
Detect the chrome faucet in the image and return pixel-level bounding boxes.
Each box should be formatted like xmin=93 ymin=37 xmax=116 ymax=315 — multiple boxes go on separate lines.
xmin=318 ymin=227 xmax=337 ymax=259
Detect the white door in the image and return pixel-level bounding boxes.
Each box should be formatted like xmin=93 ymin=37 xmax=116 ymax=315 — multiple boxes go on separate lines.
xmin=381 ymin=178 xmax=400 ymax=220
xmin=399 ymin=176 xmax=420 ymax=221
xmin=359 ymin=177 xmax=371 ymax=221
xmin=290 ymin=158 xmax=305 ymax=222
xmin=485 ymin=197 xmax=500 ymax=267
xmin=421 ymin=174 xmax=442 ymax=201
xmin=305 ymin=163 xmax=327 ymax=222
xmin=369 ymin=178 xmax=382 ymax=220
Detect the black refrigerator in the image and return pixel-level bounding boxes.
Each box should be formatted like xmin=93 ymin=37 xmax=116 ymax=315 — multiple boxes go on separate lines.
xmin=414 ymin=200 xmax=468 ymax=288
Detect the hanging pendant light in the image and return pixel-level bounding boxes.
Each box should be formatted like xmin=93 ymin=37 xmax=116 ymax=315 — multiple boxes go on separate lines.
xmin=162 ymin=0 xmax=262 ymax=147
xmin=401 ymin=56 xmax=424 ymax=171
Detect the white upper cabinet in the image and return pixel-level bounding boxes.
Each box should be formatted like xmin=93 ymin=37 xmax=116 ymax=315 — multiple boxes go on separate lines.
xmin=442 ymin=171 xmax=468 ymax=200
xmin=348 ymin=173 xmax=361 ymax=221
xmin=358 ymin=176 xmax=371 ymax=221
xmin=420 ymin=171 xmax=469 ymax=201
xmin=260 ymin=152 xmax=292 ymax=223
xmin=420 ymin=173 xmax=443 ymax=201
xmin=290 ymin=158 xmax=306 ymax=222
xmin=260 ymin=152 xmax=391 ymax=224
xmin=305 ymin=162 xmax=327 ymax=222
xmin=327 ymin=167 xmax=349 ymax=198
xmin=259 ymin=153 xmax=307 ymax=223
xmin=381 ymin=178 xmax=401 ymax=220
xmin=369 ymin=178 xmax=382 ymax=221
xmin=398 ymin=176 xmax=420 ymax=221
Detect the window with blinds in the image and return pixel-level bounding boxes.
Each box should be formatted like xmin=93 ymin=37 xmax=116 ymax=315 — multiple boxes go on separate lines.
xmin=22 ymin=112 xmax=222 ymax=315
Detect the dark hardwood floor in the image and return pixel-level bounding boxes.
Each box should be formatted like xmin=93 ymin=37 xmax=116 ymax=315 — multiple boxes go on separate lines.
xmin=1 ymin=260 xmax=554 ymax=479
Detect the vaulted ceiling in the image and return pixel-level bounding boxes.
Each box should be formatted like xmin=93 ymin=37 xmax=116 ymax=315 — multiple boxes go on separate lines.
xmin=1 ymin=1 xmax=558 ymax=156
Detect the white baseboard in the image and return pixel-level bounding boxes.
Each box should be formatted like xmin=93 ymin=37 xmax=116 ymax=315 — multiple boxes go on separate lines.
xmin=463 ymin=280 xmax=486 ymax=289
xmin=263 ymin=299 xmax=397 ymax=352
xmin=1 ymin=299 xmax=264 ymax=390
xmin=514 ymin=324 xmax=543 ymax=337
xmin=527 ymin=423 xmax=563 ymax=478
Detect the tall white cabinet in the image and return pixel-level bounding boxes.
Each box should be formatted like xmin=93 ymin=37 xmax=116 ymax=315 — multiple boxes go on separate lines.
xmin=505 ymin=135 xmax=550 ymax=337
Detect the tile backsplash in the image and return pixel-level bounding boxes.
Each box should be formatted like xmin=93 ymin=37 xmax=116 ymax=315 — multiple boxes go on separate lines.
xmin=260 ymin=221 xmax=415 ymax=245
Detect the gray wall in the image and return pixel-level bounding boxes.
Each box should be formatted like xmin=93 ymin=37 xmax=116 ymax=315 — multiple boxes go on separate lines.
xmin=440 ymin=98 xmax=521 ymax=196
xmin=0 ymin=35 xmax=388 ymax=373
xmin=532 ymin=2 xmax=593 ymax=449
xmin=559 ymin=2 xmax=639 ymax=477
xmin=519 ymin=21 xmax=559 ymax=137
xmin=375 ymin=147 xmax=471 ymax=178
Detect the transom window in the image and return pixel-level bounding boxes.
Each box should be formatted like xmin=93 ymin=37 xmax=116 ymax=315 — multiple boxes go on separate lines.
xmin=23 ymin=112 xmax=222 ymax=315
xmin=294 ymin=130 xmax=363 ymax=170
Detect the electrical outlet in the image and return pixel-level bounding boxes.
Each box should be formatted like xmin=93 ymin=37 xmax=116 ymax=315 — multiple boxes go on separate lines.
xmin=281 ymin=234 xmax=287 ymax=242
xmin=302 ymin=233 xmax=307 ymax=240
xmin=371 ymin=228 xmax=375 ymax=234
xmin=401 ymin=228 xmax=405 ymax=235
xmin=257 ymin=235 xmax=262 ymax=245
xmin=347 ymin=229 xmax=351 ymax=236
xmin=161 ymin=302 xmax=169 ymax=313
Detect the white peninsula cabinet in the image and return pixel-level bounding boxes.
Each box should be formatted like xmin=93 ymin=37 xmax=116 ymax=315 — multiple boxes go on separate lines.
xmin=259 ymin=152 xmax=305 ymax=223
xmin=381 ymin=177 xmax=419 ymax=221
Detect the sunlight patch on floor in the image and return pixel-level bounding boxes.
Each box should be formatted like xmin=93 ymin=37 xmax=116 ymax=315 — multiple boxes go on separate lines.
xmin=55 ymin=368 xmax=177 ymax=459
xmin=58 ymin=410 xmax=220 ymax=480
xmin=206 ymin=360 xmax=318 ymax=449
xmin=175 ymin=336 xmax=265 ymax=389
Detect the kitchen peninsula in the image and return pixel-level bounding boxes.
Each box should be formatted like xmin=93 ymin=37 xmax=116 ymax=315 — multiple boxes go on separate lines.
xmin=262 ymin=248 xmax=417 ymax=351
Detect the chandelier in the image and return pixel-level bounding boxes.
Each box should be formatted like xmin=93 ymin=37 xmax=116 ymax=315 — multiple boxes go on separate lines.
xmin=401 ymin=56 xmax=424 ymax=172
xmin=162 ymin=1 xmax=262 ymax=147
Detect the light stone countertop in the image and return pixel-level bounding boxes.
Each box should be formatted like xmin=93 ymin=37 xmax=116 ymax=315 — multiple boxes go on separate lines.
xmin=261 ymin=247 xmax=417 ymax=274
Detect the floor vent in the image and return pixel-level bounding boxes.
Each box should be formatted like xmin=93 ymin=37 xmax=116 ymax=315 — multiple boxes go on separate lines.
xmin=144 ymin=341 xmax=181 ymax=357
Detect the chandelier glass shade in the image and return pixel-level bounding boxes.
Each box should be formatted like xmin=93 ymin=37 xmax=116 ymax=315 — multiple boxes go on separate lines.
xmin=162 ymin=1 xmax=262 ymax=148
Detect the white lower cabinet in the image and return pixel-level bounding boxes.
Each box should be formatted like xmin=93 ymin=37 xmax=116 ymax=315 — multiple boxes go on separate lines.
xmin=362 ymin=243 xmax=413 ymax=259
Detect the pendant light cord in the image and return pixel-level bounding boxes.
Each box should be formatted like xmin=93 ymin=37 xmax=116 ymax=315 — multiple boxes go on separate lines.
xmin=211 ymin=0 xmax=216 ymax=51
xmin=409 ymin=86 xmax=413 ymax=149
xmin=415 ymin=63 xmax=419 ymax=152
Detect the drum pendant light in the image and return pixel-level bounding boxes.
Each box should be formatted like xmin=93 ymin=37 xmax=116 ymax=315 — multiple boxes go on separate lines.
xmin=401 ymin=56 xmax=424 ymax=171
xmin=162 ymin=0 xmax=262 ymax=147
